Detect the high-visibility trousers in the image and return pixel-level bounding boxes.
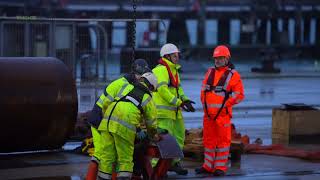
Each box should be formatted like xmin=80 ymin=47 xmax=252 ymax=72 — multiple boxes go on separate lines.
xmin=97 ymin=131 xmax=134 ymax=179
xmin=202 ymin=114 xmax=231 ymax=172
xmin=91 ymin=126 xmax=102 ymax=163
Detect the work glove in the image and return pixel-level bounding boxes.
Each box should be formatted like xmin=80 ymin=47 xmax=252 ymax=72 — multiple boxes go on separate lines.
xmin=180 ymin=100 xmax=195 ymax=112
xmin=87 ymin=105 xmax=103 ymax=129
xmin=180 ymin=101 xmax=190 ymax=112
xmin=156 ymin=128 xmax=168 ymax=134
xmin=136 ymin=129 xmax=147 ymax=140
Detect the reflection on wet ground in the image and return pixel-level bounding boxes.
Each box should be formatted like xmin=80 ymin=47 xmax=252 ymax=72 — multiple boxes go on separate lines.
xmin=13 ymin=173 xmax=320 ymax=180
xmin=1 ymin=152 xmax=320 ymax=180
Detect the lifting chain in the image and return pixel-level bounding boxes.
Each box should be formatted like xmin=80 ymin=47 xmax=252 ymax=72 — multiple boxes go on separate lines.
xmin=132 ymin=0 xmax=137 ymax=62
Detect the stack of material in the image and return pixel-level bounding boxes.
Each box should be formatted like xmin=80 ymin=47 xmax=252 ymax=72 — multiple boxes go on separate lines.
xmin=272 ymin=105 xmax=320 ymax=144
xmin=184 ymin=128 xmax=204 ymax=155
xmin=183 ymin=125 xmax=250 ymax=160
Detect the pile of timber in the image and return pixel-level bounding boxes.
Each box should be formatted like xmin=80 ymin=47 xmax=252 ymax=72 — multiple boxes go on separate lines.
xmin=183 ymin=125 xmax=250 ymax=160
xmin=184 ymin=128 xmax=203 ymax=154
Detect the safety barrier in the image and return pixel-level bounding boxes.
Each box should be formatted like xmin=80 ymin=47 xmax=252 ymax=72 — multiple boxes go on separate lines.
xmin=0 ymin=17 xmax=167 ymax=81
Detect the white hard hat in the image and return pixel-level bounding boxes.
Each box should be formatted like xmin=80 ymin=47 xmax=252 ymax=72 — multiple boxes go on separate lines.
xmin=160 ymin=43 xmax=180 ymax=57
xmin=141 ymin=72 xmax=158 ymax=91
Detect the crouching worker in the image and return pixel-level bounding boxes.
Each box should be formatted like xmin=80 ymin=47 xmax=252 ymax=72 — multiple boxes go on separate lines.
xmin=87 ymin=59 xmax=151 ymax=170
xmin=97 ymin=72 xmax=159 ymax=180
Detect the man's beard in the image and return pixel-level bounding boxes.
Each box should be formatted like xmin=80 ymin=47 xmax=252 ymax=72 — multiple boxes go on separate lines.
xmin=215 ymin=60 xmax=227 ymax=67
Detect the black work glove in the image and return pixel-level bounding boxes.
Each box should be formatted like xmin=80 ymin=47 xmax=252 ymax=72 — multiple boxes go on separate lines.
xmin=181 ymin=100 xmax=195 ymax=112
xmin=180 ymin=101 xmax=189 ymax=112
xmin=87 ymin=105 xmax=103 ymax=128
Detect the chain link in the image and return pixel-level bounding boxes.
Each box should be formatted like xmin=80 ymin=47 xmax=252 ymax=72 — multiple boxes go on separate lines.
xmin=132 ymin=0 xmax=137 ymax=62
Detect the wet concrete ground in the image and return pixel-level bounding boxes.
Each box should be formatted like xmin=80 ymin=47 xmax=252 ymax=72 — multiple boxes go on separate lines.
xmin=1 ymin=60 xmax=320 ymax=179
xmin=1 ymin=151 xmax=320 ymax=180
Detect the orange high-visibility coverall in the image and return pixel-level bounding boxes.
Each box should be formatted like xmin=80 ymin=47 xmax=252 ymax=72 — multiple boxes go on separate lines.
xmin=200 ymin=66 xmax=244 ymax=172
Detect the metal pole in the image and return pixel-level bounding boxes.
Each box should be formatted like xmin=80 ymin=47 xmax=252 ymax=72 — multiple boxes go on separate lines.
xmin=49 ymin=21 xmax=54 ymax=56
xmin=72 ymin=22 xmax=76 ymax=78
xmin=160 ymin=20 xmax=168 ymax=44
xmin=78 ymin=23 xmax=108 ymax=81
xmin=103 ymin=24 xmax=108 ymax=81
xmin=24 ymin=22 xmax=30 ymax=56
xmin=94 ymin=26 xmax=100 ymax=80
xmin=52 ymin=21 xmax=57 ymax=57
xmin=0 ymin=22 xmax=3 ymax=56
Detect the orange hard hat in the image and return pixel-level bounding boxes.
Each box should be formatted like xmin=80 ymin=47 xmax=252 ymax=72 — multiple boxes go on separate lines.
xmin=212 ymin=45 xmax=231 ymax=58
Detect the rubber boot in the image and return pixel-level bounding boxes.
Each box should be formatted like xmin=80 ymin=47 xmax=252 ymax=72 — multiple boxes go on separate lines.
xmin=213 ymin=169 xmax=225 ymax=176
xmin=194 ymin=166 xmax=212 ymax=174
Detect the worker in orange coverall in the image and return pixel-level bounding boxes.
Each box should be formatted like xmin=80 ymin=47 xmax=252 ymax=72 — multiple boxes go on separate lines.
xmin=195 ymin=45 xmax=245 ymax=176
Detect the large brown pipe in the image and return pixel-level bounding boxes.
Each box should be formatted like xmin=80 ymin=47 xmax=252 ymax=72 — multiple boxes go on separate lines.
xmin=0 ymin=57 xmax=78 ymax=153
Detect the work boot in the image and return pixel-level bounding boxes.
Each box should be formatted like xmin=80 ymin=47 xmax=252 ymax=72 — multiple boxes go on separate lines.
xmin=213 ymin=169 xmax=225 ymax=176
xmin=194 ymin=167 xmax=212 ymax=174
xmin=168 ymin=162 xmax=188 ymax=175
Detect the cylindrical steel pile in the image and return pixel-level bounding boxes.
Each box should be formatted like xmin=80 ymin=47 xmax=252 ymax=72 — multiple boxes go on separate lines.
xmin=0 ymin=57 xmax=78 ymax=152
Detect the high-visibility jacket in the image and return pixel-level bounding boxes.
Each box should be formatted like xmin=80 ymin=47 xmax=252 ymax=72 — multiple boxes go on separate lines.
xmin=201 ymin=66 xmax=244 ymax=118
xmin=152 ymin=58 xmax=189 ymax=119
xmin=88 ymin=73 xmax=137 ymax=128
xmin=98 ymin=81 xmax=157 ymax=143
xmin=88 ymin=73 xmax=146 ymax=164
xmin=96 ymin=79 xmax=157 ymax=179
xmin=88 ymin=73 xmax=136 ymax=164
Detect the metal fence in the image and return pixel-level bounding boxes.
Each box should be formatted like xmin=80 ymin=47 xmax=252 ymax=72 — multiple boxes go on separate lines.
xmin=0 ymin=17 xmax=167 ymax=81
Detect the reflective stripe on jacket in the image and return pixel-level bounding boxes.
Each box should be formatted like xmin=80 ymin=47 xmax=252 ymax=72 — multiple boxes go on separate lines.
xmin=98 ymin=82 xmax=157 ymax=142
xmin=96 ymin=76 xmax=133 ymax=114
xmin=152 ymin=58 xmax=189 ymax=119
xmin=200 ymin=66 xmax=244 ymax=117
xmin=88 ymin=75 xmax=135 ymax=128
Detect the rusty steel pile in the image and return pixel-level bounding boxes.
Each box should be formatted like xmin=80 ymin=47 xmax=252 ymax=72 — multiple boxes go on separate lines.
xmin=0 ymin=57 xmax=78 ymax=153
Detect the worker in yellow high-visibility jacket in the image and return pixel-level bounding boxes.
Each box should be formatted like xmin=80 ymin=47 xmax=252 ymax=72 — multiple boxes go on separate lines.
xmin=87 ymin=59 xmax=151 ymax=169
xmin=97 ymin=71 xmax=159 ymax=180
xmin=152 ymin=43 xmax=196 ymax=175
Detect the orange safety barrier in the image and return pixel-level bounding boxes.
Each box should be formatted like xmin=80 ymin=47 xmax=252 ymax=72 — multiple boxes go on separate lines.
xmin=244 ymin=144 xmax=320 ymax=161
xmin=232 ymin=123 xmax=320 ymax=162
xmin=86 ymin=161 xmax=98 ymax=180
xmin=231 ymin=124 xmax=250 ymax=146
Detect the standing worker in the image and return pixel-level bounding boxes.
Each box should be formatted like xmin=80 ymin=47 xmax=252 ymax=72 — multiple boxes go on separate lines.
xmin=195 ymin=45 xmax=245 ymax=176
xmin=152 ymin=43 xmax=195 ymax=175
xmin=86 ymin=59 xmax=152 ymax=179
